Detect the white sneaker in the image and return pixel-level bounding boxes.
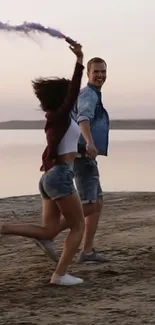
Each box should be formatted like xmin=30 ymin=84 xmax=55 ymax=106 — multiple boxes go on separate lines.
xmin=50 ymin=273 xmax=84 ymax=286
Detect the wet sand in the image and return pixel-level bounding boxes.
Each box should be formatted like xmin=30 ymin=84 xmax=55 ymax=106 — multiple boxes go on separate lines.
xmin=0 ymin=192 xmax=155 ymax=325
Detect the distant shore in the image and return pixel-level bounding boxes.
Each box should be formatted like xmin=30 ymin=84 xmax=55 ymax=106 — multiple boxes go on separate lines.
xmin=0 ymin=119 xmax=155 ymax=130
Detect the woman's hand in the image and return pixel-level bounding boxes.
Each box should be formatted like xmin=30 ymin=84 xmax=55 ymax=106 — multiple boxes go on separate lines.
xmin=69 ymin=42 xmax=83 ymax=64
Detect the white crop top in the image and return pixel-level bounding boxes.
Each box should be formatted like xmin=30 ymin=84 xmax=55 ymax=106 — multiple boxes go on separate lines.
xmin=57 ymin=118 xmax=80 ymax=155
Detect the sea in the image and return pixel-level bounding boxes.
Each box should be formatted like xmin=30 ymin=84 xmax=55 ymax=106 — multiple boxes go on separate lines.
xmin=0 ymin=130 xmax=155 ymax=198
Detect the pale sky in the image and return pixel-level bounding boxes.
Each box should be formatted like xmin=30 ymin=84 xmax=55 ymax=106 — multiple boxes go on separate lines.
xmin=0 ymin=0 xmax=155 ymax=121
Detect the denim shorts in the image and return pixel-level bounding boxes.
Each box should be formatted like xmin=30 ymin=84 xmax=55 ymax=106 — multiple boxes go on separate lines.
xmin=73 ymin=157 xmax=103 ymax=203
xmin=39 ymin=163 xmax=76 ymax=200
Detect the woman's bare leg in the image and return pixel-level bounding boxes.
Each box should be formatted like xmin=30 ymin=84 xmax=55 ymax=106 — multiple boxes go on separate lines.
xmin=0 ymin=199 xmax=61 ymax=239
xmin=0 ymin=193 xmax=85 ymax=285
xmin=41 ymin=199 xmax=61 ymax=227
xmin=52 ymin=192 xmax=85 ymax=278
xmin=35 ymin=199 xmax=61 ymax=261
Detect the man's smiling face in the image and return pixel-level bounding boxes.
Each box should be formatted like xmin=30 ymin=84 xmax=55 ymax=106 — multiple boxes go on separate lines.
xmin=87 ymin=61 xmax=107 ymax=90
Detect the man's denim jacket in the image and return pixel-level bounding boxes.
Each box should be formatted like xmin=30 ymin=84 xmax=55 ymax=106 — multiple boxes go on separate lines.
xmin=72 ymin=83 xmax=109 ymax=156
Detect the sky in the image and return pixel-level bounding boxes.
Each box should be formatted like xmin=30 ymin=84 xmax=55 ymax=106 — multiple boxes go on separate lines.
xmin=0 ymin=0 xmax=155 ymax=121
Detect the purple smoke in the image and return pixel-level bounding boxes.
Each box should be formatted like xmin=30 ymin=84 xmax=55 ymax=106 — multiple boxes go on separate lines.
xmin=0 ymin=21 xmax=66 ymax=39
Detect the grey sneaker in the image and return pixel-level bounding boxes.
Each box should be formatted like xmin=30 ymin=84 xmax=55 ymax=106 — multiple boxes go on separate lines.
xmin=34 ymin=239 xmax=58 ymax=262
xmin=77 ymin=249 xmax=109 ymax=264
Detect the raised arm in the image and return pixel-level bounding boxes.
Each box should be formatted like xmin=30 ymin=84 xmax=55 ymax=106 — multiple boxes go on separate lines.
xmin=56 ymin=43 xmax=84 ymax=118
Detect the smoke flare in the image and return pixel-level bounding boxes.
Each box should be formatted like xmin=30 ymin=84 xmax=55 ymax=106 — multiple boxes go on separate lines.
xmin=0 ymin=21 xmax=76 ymax=45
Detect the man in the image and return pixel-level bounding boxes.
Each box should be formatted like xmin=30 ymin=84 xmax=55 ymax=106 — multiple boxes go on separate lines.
xmin=36 ymin=57 xmax=110 ymax=263
xmin=72 ymin=57 xmax=109 ymax=263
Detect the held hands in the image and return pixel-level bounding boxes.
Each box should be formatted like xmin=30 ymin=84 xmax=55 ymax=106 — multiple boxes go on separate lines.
xmin=86 ymin=141 xmax=98 ymax=158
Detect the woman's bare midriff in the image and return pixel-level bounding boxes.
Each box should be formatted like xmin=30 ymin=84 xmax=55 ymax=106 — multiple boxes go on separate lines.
xmin=56 ymin=152 xmax=77 ymax=164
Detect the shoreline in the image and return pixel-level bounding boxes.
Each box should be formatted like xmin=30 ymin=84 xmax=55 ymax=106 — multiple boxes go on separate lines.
xmin=1 ymin=190 xmax=155 ymax=201
xmin=0 ymin=119 xmax=155 ymax=130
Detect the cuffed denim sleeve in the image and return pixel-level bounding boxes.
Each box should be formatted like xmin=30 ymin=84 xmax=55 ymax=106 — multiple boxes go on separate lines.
xmin=76 ymin=87 xmax=98 ymax=124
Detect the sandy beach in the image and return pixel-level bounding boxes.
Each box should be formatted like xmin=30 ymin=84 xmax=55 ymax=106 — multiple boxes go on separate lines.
xmin=0 ymin=192 xmax=155 ymax=325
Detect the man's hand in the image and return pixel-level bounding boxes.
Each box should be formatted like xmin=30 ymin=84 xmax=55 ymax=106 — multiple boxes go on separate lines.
xmin=86 ymin=141 xmax=98 ymax=158
xmin=79 ymin=121 xmax=97 ymax=158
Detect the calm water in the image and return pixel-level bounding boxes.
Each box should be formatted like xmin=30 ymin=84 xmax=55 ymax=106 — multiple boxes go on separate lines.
xmin=0 ymin=130 xmax=155 ymax=198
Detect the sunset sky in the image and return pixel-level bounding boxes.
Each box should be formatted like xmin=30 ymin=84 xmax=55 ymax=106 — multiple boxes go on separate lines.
xmin=0 ymin=0 xmax=154 ymax=121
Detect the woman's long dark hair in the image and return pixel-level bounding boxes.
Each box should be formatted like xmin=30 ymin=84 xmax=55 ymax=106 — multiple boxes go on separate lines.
xmin=32 ymin=77 xmax=70 ymax=112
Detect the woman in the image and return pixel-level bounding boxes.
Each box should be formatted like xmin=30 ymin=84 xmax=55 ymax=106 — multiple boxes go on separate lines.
xmin=0 ymin=42 xmax=85 ymax=286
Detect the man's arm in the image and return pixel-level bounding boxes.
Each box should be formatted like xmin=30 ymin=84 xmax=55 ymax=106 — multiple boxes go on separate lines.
xmin=77 ymin=90 xmax=98 ymax=157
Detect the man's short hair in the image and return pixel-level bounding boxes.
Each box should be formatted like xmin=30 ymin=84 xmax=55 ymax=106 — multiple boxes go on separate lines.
xmin=87 ymin=57 xmax=107 ymax=72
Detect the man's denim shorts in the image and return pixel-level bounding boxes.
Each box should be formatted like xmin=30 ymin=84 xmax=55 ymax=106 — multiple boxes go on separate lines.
xmin=39 ymin=163 xmax=76 ymax=200
xmin=73 ymin=157 xmax=103 ymax=203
